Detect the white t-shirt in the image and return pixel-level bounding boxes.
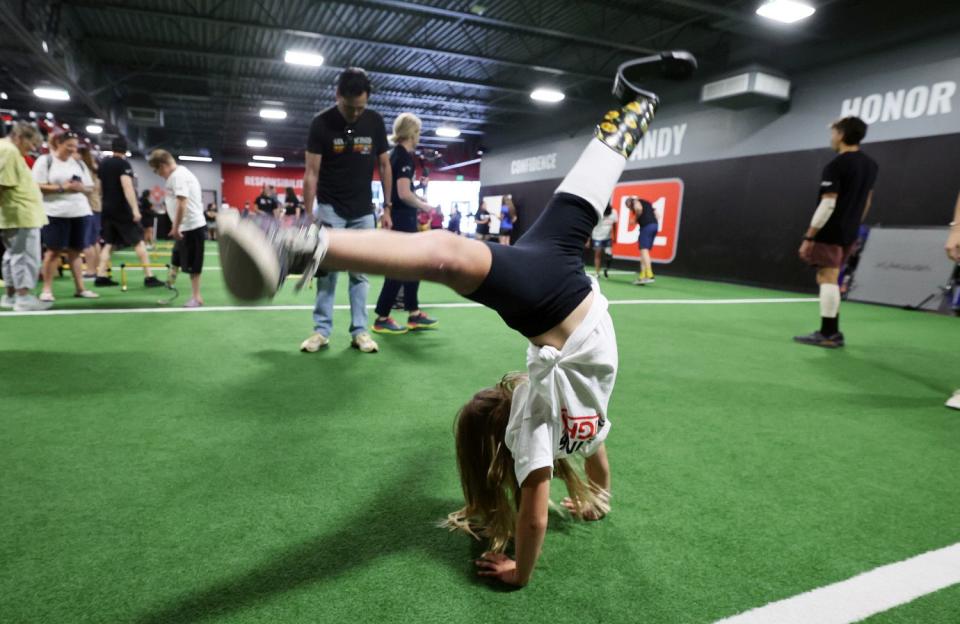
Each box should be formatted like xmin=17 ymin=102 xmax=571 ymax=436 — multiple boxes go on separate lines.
xmin=31 ymin=154 xmax=93 ymax=218
xmin=164 ymin=165 xmax=206 ymax=232
xmin=591 ymin=209 xmax=618 ymax=241
xmin=504 ymin=280 xmax=618 ymax=486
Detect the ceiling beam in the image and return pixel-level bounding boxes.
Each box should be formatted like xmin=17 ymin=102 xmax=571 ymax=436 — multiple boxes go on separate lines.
xmin=105 ymin=67 xmax=550 ymax=117
xmin=85 ymin=38 xmax=558 ymax=98
xmin=1 ymin=3 xmax=111 ymax=122
xmin=61 ymin=0 xmax=608 ymax=83
xmin=152 ymin=95 xmax=493 ymax=129
xmin=352 ymin=0 xmax=657 ymax=55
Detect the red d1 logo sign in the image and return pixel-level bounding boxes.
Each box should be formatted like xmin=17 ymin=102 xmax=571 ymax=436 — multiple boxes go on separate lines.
xmin=610 ymin=178 xmax=683 ymax=263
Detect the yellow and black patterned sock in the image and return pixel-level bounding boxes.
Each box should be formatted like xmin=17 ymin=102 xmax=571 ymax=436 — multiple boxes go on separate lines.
xmin=595 ymin=96 xmax=658 ymax=159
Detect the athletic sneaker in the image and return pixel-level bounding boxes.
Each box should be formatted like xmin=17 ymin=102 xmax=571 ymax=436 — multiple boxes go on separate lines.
xmin=632 ymin=278 xmax=648 ymax=286
xmin=407 ymin=313 xmax=439 ymax=331
xmin=946 ymin=391 xmax=960 ymax=410
xmin=646 ymin=276 xmax=656 ymax=283
xmin=144 ymin=276 xmax=165 ymax=288
xmin=793 ymin=331 xmax=845 ymax=349
xmin=75 ymin=290 xmax=100 ymax=299
xmin=13 ymin=294 xmax=53 ymax=311
xmin=183 ymin=298 xmax=203 ymax=308
xmin=603 ymin=268 xmax=609 ymax=279
xmin=0 ymin=294 xmax=13 ymax=309
xmin=300 ymin=332 xmax=330 ymax=352
xmin=95 ymin=276 xmax=119 ymax=287
xmin=373 ymin=316 xmax=408 ymax=334
xmin=39 ymin=291 xmax=55 ymax=302
xmin=351 ymin=332 xmax=379 ymax=353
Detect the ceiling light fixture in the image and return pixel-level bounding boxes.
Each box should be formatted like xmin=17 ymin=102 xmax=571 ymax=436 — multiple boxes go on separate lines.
xmin=252 ymin=155 xmax=284 ymax=162
xmin=284 ymin=50 xmax=324 ymax=67
xmin=85 ymin=124 xmax=103 ymax=134
xmin=435 ymin=126 xmax=461 ymax=138
xmin=246 ymin=138 xmax=268 ymax=148
xmin=530 ymin=88 xmax=565 ymax=103
xmin=33 ymin=87 xmax=70 ymax=101
xmin=756 ymin=0 xmax=815 ymax=24
xmin=259 ymin=108 xmax=287 ymax=120
xmin=179 ymin=155 xmax=213 ymax=162
xmin=248 ymin=161 xmax=277 ymax=169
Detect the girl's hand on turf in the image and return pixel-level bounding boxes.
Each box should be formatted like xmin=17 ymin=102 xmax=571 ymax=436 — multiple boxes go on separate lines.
xmin=475 ymin=551 xmax=523 ymax=586
xmin=562 ymin=497 xmax=606 ymax=521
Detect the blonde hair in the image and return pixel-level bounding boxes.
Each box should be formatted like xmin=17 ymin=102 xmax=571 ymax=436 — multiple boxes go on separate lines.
xmin=389 ymin=112 xmax=421 ymax=144
xmin=442 ymin=373 xmax=611 ymax=552
xmin=147 ymin=149 xmax=175 ymax=169
xmin=10 ymin=122 xmax=41 ymax=145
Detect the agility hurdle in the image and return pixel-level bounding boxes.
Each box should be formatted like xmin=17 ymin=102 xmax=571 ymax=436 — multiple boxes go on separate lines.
xmin=119 ymin=263 xmax=170 ymax=291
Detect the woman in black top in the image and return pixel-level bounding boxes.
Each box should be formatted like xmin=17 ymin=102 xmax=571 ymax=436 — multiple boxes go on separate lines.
xmin=284 ymin=186 xmax=301 ymax=222
xmin=475 ymin=205 xmax=491 ymax=241
xmin=139 ymin=190 xmax=156 ymax=248
xmin=372 ymin=113 xmax=440 ymax=334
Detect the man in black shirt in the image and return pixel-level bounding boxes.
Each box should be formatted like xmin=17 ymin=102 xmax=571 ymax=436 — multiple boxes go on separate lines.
xmin=795 ymin=116 xmax=878 ymax=348
xmin=94 ymin=136 xmax=164 ymax=288
xmin=299 ymin=67 xmax=392 ymax=354
xmin=255 ymin=184 xmax=279 ymax=218
xmin=629 ymin=196 xmax=659 ymax=285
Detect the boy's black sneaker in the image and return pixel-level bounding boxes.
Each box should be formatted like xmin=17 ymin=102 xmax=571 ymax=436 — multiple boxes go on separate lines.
xmin=144 ymin=276 xmax=165 ymax=288
xmin=94 ymin=276 xmax=119 ymax=287
xmin=793 ymin=331 xmax=845 ymax=349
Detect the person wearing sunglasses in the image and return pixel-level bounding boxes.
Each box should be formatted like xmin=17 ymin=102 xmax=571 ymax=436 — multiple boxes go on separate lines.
xmin=300 ymin=67 xmax=392 ymax=355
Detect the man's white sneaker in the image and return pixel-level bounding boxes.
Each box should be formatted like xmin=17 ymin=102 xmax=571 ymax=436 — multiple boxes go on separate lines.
xmin=300 ymin=332 xmax=329 ymax=353
xmin=351 ymin=332 xmax=379 ymax=353
xmin=0 ymin=294 xmax=14 ymax=309
xmin=946 ymin=391 xmax=960 ymax=410
xmin=13 ymin=295 xmax=53 ymax=311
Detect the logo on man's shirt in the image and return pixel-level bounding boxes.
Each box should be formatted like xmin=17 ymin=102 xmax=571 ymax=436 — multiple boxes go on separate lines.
xmin=559 ymin=408 xmax=605 ymax=454
xmin=332 ymin=136 xmax=373 ymax=155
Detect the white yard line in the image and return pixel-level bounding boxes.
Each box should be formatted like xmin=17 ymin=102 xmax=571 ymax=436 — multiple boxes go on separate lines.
xmin=714 ymin=542 xmax=960 ymax=624
xmin=1 ymin=297 xmax=816 ymax=317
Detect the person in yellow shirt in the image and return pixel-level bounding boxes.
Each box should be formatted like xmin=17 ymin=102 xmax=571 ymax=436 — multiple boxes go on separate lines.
xmin=0 ymin=122 xmax=50 ymax=311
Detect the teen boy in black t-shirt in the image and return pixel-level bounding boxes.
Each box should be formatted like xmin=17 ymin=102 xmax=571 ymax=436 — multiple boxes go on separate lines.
xmin=299 ymin=67 xmax=392 ymax=355
xmin=94 ymin=136 xmax=163 ymax=288
xmin=795 ymin=116 xmax=878 ymax=348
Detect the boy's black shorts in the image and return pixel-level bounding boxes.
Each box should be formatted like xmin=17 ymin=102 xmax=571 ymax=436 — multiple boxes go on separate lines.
xmin=172 ymin=226 xmax=207 ymax=274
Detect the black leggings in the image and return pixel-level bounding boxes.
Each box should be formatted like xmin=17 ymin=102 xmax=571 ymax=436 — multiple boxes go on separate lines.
xmin=375 ymin=210 xmax=420 ymax=316
xmin=466 ymin=193 xmax=596 ymax=337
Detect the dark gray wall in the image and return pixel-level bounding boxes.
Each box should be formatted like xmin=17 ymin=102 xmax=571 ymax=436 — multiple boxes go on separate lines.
xmin=479 ymin=35 xmax=960 ymax=292
xmin=481 ymin=35 xmax=960 ymax=187
xmin=485 ymin=132 xmax=960 ymax=292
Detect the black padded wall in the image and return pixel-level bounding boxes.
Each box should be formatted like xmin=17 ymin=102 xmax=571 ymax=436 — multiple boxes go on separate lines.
xmin=481 ymin=133 xmax=960 ymax=292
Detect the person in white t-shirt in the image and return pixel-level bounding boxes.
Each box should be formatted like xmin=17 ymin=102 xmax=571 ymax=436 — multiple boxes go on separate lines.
xmin=32 ymin=132 xmax=99 ymax=301
xmin=216 ymin=54 xmax=694 ymax=587
xmin=147 ymin=149 xmax=207 ymax=307
xmin=591 ymin=203 xmax=618 ymax=278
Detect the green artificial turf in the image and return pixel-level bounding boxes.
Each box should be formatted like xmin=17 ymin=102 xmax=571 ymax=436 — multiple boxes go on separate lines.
xmin=1 ymin=258 xmax=958 ymax=624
